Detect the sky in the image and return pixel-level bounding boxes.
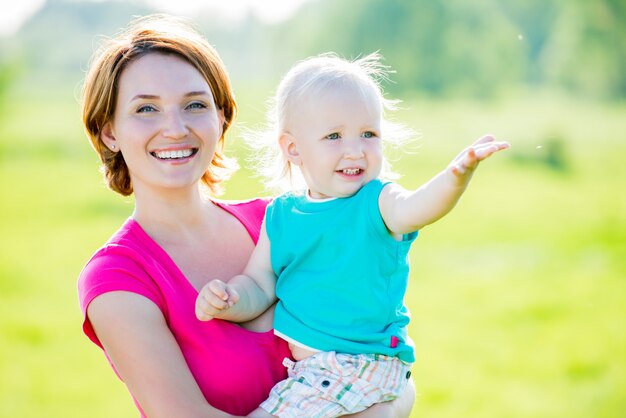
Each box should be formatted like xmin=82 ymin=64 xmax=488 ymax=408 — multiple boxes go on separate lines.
xmin=0 ymin=0 xmax=316 ymax=37
xmin=0 ymin=0 xmax=47 ymax=36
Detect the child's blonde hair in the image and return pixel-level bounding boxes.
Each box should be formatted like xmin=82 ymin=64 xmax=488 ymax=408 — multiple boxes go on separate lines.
xmin=247 ymin=52 xmax=414 ymax=193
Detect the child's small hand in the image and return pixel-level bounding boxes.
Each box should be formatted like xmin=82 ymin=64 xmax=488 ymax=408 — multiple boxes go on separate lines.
xmin=449 ymin=134 xmax=509 ymax=179
xmin=195 ymin=279 xmax=240 ymax=321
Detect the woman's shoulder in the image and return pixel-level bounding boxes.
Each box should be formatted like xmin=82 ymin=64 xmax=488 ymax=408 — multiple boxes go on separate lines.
xmin=81 ymin=218 xmax=153 ymax=267
xmin=77 ymin=218 xmax=165 ymax=311
xmin=214 ymin=196 xmax=271 ymax=211
xmin=212 ymin=197 xmax=272 ymax=244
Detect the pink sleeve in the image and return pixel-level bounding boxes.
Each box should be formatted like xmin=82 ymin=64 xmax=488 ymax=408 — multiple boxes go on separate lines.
xmin=77 ymin=246 xmax=165 ymax=349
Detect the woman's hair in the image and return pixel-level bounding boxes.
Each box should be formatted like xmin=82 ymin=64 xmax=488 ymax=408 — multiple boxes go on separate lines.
xmin=247 ymin=52 xmax=414 ymax=193
xmin=81 ymin=14 xmax=238 ymax=196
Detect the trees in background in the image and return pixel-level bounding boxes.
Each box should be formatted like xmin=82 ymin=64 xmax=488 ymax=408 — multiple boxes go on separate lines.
xmin=3 ymin=0 xmax=625 ymax=100
xmin=274 ymin=0 xmax=626 ymax=99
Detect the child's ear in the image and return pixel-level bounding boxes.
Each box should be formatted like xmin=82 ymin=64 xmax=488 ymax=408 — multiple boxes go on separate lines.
xmin=279 ymin=133 xmax=302 ymax=166
xmin=100 ymin=122 xmax=118 ymax=152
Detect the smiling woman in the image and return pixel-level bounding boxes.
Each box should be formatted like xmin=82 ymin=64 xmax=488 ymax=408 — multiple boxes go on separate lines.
xmin=81 ymin=18 xmax=238 ymax=197
xmin=77 ymin=15 xmax=292 ymax=417
xmin=99 ymin=53 xmax=223 ymax=193
xmin=77 ymin=13 xmax=413 ymax=418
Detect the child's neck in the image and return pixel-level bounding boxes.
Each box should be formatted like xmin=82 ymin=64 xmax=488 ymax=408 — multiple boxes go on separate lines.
xmin=305 ymin=190 xmax=337 ymax=202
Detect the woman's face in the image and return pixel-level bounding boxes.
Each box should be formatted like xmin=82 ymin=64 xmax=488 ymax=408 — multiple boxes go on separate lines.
xmin=102 ymin=52 xmax=224 ymax=195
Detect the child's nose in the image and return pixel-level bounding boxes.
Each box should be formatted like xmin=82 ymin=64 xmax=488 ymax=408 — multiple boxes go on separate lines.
xmin=343 ymin=140 xmax=365 ymax=159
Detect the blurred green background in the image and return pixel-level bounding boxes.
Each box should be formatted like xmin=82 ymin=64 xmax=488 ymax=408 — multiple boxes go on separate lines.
xmin=1 ymin=0 xmax=625 ymax=417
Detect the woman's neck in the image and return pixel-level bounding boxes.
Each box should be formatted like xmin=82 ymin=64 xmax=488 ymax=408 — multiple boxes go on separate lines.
xmin=132 ymin=185 xmax=215 ymax=243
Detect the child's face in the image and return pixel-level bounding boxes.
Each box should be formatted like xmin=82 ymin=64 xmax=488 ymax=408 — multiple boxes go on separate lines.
xmin=285 ymin=83 xmax=383 ymax=199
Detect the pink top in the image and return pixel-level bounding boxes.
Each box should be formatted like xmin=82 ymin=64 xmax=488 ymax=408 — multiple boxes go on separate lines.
xmin=77 ymin=199 xmax=290 ymax=416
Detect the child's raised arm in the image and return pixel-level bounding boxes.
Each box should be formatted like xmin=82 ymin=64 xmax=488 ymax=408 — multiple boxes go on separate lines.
xmin=379 ymin=134 xmax=509 ymax=235
xmin=195 ymin=221 xmax=277 ymax=323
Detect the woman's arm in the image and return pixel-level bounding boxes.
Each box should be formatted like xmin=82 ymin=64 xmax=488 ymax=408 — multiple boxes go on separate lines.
xmin=88 ymin=291 xmax=242 ymax=418
xmin=248 ymin=377 xmax=415 ymax=418
xmin=344 ymin=378 xmax=416 ymax=418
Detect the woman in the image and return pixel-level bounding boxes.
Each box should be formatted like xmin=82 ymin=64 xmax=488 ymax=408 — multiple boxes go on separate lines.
xmin=78 ymin=14 xmax=414 ymax=417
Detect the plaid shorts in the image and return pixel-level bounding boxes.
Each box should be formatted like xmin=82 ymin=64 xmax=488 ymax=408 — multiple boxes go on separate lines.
xmin=259 ymin=351 xmax=412 ymax=418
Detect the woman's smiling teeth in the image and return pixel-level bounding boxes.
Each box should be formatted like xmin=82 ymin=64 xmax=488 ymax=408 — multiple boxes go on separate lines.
xmin=152 ymin=149 xmax=197 ymax=160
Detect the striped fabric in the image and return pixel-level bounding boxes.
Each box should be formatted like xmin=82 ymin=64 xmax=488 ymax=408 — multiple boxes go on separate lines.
xmin=260 ymin=351 xmax=411 ymax=417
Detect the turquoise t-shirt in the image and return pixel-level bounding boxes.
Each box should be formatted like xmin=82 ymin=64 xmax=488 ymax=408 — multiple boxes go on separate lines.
xmin=266 ymin=179 xmax=417 ymax=363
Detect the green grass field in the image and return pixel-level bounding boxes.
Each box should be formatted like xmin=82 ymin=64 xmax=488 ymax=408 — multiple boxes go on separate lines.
xmin=0 ymin=90 xmax=624 ymax=417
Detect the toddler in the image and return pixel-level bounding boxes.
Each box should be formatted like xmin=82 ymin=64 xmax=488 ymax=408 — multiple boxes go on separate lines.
xmin=196 ymin=53 xmax=509 ymax=417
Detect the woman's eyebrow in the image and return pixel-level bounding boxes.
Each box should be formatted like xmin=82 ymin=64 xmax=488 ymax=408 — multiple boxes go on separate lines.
xmin=129 ymin=94 xmax=159 ymax=102
xmin=184 ymin=90 xmax=211 ymax=97
xmin=129 ymin=91 xmax=211 ymax=101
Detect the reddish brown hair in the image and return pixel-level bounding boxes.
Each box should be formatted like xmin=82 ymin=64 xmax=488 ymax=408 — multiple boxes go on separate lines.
xmin=81 ymin=14 xmax=238 ymax=196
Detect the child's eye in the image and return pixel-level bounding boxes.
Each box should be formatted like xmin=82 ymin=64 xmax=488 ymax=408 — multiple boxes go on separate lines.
xmin=187 ymin=101 xmax=207 ymax=110
xmin=362 ymin=131 xmax=376 ymax=139
xmin=325 ymin=133 xmax=340 ymax=140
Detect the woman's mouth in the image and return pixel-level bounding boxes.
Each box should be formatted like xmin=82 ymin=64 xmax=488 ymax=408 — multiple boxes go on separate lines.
xmin=151 ymin=148 xmax=198 ymax=160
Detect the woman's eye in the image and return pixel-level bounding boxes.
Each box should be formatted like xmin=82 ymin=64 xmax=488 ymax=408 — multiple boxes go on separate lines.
xmin=137 ymin=105 xmax=157 ymax=113
xmin=362 ymin=131 xmax=375 ymax=139
xmin=187 ymin=101 xmax=207 ymax=110
xmin=326 ymin=133 xmax=340 ymax=140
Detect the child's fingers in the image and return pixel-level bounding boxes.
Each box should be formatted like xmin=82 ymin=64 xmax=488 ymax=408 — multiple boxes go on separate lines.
xmin=207 ymin=292 xmax=231 ymax=309
xmin=473 ymin=144 xmax=497 ymax=159
xmin=472 ymin=134 xmax=496 ymax=146
xmin=207 ymin=279 xmax=239 ymax=307
xmin=227 ymin=288 xmax=240 ymax=305
xmin=196 ymin=306 xmax=214 ymax=321
xmin=196 ymin=293 xmax=230 ymax=320
xmin=208 ymin=279 xmax=230 ymax=301
xmin=196 ymin=281 xmax=234 ymax=320
xmin=195 ymin=295 xmax=216 ymax=321
xmin=450 ymin=139 xmax=509 ymax=177
xmin=473 ymin=142 xmax=510 ymax=160
xmin=210 ymin=280 xmax=239 ymax=307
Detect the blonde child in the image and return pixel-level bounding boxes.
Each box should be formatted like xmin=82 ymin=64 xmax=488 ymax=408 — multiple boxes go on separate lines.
xmin=196 ymin=53 xmax=509 ymax=417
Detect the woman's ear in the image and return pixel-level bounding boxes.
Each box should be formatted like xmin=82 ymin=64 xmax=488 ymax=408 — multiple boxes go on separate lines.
xmin=100 ymin=122 xmax=118 ymax=152
xmin=279 ymin=133 xmax=302 ymax=166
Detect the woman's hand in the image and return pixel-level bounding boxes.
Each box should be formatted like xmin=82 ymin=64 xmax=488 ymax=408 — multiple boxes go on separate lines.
xmin=344 ymin=377 xmax=416 ymax=418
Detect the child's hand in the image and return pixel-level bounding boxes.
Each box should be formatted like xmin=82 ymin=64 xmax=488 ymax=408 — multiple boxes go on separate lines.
xmin=449 ymin=134 xmax=509 ymax=180
xmin=195 ymin=279 xmax=240 ymax=321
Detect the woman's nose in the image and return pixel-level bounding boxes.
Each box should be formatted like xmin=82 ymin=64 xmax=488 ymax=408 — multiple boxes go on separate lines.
xmin=162 ymin=111 xmax=189 ymax=139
